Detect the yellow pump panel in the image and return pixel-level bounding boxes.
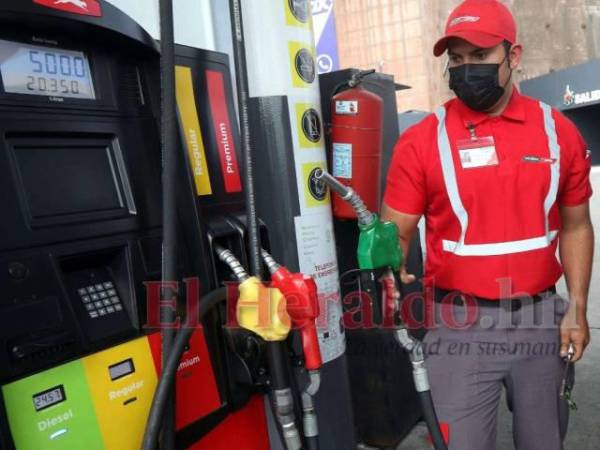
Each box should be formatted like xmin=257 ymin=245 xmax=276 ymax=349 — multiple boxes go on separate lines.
xmin=82 ymin=337 xmax=158 ymax=450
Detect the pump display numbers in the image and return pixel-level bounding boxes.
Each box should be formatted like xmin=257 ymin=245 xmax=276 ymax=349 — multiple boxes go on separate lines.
xmin=108 ymin=358 xmax=135 ymax=381
xmin=0 ymin=39 xmax=95 ymax=99
xmin=32 ymin=385 xmax=66 ymax=412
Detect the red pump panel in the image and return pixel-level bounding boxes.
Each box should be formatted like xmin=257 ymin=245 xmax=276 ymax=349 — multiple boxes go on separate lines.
xmin=330 ymin=85 xmax=383 ymax=219
xmin=148 ymin=330 xmax=222 ymax=430
xmin=187 ymin=395 xmax=270 ymax=450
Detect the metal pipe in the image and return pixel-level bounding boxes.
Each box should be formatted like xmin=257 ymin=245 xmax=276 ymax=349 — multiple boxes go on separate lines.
xmin=314 ymin=169 xmax=375 ymax=226
xmin=158 ymin=0 xmax=177 ymax=447
xmin=229 ymin=0 xmax=261 ymax=276
xmin=271 ymin=387 xmax=303 ymax=450
xmin=301 ymin=370 xmax=321 ymax=450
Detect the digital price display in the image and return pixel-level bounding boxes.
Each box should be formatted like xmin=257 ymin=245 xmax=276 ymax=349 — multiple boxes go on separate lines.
xmin=0 ymin=40 xmax=95 ymax=99
xmin=32 ymin=385 xmax=66 ymax=412
xmin=108 ymin=358 xmax=135 ymax=381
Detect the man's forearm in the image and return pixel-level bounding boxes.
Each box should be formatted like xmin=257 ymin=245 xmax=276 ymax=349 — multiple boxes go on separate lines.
xmin=559 ymin=222 xmax=594 ymax=311
xmin=380 ymin=206 xmax=419 ymax=265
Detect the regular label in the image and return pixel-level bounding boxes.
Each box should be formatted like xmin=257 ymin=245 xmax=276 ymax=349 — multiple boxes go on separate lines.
xmin=335 ymin=100 xmax=358 ymax=115
xmin=175 ymin=66 xmax=213 ymax=196
xmin=333 ymin=143 xmax=352 ymax=179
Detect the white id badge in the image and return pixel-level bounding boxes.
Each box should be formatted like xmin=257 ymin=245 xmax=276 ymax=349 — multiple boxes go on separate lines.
xmin=457 ymin=136 xmax=499 ymax=169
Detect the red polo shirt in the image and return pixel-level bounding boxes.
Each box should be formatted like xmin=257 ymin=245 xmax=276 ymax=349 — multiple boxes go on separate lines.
xmin=384 ymin=88 xmax=593 ymax=299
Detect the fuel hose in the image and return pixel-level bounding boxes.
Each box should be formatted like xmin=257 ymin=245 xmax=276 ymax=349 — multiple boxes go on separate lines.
xmin=141 ymin=288 xmax=227 ymax=450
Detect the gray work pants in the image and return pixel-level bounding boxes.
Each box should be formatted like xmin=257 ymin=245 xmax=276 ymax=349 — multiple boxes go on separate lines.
xmin=423 ymin=293 xmax=571 ymax=450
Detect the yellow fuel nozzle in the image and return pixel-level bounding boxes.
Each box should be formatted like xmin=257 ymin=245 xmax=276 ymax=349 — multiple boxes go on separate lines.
xmin=236 ymin=276 xmax=291 ymax=341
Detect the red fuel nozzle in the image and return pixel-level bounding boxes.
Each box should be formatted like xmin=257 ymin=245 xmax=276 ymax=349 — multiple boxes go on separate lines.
xmin=262 ymin=250 xmax=322 ymax=371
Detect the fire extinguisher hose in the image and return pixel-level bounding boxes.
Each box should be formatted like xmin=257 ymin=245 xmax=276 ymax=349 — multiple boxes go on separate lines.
xmin=142 ymin=288 xmax=227 ymax=450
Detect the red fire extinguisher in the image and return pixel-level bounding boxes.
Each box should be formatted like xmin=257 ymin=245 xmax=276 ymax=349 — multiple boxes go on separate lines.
xmin=329 ymin=69 xmax=383 ymax=219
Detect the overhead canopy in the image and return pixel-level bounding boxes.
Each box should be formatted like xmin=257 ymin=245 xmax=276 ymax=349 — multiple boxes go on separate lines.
xmin=520 ymin=59 xmax=600 ymax=111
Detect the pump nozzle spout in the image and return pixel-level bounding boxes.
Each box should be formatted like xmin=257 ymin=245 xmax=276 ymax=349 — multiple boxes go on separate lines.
xmin=261 ymin=249 xmax=281 ymax=274
xmin=214 ymin=244 xmax=250 ymax=282
xmin=314 ymin=169 xmax=375 ymax=227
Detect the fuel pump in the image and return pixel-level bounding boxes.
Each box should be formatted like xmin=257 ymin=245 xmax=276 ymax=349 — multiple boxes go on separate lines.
xmin=315 ymin=170 xmax=449 ymax=450
xmin=261 ymin=250 xmax=322 ymax=450
xmin=214 ymin=245 xmax=303 ymax=450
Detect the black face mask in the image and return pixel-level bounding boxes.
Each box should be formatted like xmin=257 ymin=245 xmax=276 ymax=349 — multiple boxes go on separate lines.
xmin=449 ymin=59 xmax=509 ymax=112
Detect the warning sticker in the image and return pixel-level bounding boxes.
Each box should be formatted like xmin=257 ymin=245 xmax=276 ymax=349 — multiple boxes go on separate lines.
xmin=285 ymin=0 xmax=310 ymax=26
xmin=335 ymin=100 xmax=358 ymax=115
xmin=175 ymin=66 xmax=212 ymax=196
xmin=302 ymin=162 xmax=329 ymax=207
xmin=289 ymin=42 xmax=316 ymax=87
xmin=295 ymin=213 xmax=345 ymax=363
xmin=332 ymin=143 xmax=352 ymax=179
xmin=295 ymin=104 xmax=322 ymax=147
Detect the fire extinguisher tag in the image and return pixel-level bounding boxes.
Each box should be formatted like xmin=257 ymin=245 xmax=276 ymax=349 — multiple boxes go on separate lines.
xmin=333 ymin=143 xmax=352 ymax=178
xmin=335 ymin=100 xmax=358 ymax=115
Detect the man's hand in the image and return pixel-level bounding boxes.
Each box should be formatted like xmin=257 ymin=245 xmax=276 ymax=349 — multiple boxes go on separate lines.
xmin=558 ymin=202 xmax=593 ymax=362
xmin=560 ymin=305 xmax=591 ymax=362
xmin=399 ymin=265 xmax=417 ymax=284
xmin=380 ymin=203 xmax=422 ymax=285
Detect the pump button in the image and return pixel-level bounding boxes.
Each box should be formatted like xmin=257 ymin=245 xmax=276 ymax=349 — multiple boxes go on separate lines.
xmin=8 ymin=262 xmax=28 ymax=281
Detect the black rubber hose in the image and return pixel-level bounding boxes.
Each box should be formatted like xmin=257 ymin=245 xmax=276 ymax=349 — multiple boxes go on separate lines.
xmin=142 ymin=288 xmax=227 ymax=450
xmin=306 ymin=436 xmax=319 ymax=450
xmin=158 ymin=0 xmax=177 ymax=447
xmin=418 ymin=391 xmax=448 ymax=450
xmin=228 ymin=0 xmax=261 ymax=276
xmin=266 ymin=341 xmax=291 ymax=391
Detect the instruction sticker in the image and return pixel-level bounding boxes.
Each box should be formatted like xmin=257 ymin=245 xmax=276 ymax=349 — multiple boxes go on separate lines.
xmin=332 ymin=143 xmax=352 ymax=179
xmin=335 ymin=100 xmax=358 ymax=115
xmin=285 ymin=0 xmax=310 ymax=27
xmin=302 ymin=162 xmax=330 ymax=207
xmin=289 ymin=42 xmax=316 ymax=87
xmin=295 ymin=103 xmax=322 ymax=147
xmin=295 ymin=213 xmax=345 ymax=363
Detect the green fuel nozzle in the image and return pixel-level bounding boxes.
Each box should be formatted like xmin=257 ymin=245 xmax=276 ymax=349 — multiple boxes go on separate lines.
xmin=314 ymin=169 xmax=403 ymax=271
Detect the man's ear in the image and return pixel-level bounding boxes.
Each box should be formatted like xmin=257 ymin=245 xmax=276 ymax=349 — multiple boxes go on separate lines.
xmin=509 ymin=44 xmax=523 ymax=70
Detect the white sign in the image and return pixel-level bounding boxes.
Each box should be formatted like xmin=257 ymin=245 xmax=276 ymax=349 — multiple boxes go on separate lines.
xmin=335 ymin=100 xmax=358 ymax=115
xmin=295 ymin=213 xmax=345 ymax=363
xmin=333 ymin=143 xmax=352 ymax=178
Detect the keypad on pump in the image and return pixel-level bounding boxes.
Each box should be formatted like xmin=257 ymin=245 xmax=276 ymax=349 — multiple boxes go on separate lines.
xmin=77 ymin=281 xmax=123 ymax=318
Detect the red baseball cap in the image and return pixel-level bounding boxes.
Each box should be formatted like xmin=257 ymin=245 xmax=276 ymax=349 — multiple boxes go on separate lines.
xmin=433 ymin=0 xmax=517 ymax=57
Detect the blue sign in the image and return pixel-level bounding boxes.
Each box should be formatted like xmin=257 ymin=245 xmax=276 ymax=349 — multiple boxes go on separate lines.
xmin=311 ymin=0 xmax=340 ymax=74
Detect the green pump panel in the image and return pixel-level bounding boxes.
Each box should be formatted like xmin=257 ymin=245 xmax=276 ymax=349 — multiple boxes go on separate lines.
xmin=2 ymin=360 xmax=104 ymax=450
